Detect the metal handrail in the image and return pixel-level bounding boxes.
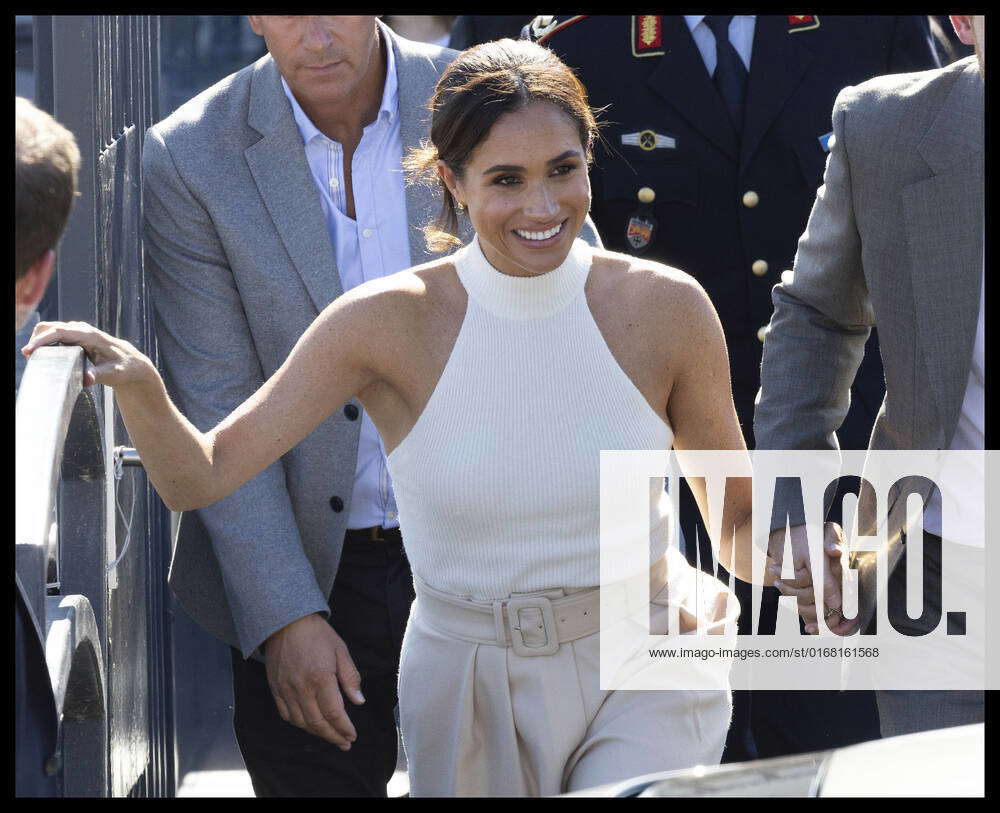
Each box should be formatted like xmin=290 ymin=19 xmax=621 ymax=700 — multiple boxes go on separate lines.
xmin=16 ymin=345 xmax=108 ymax=796
xmin=15 ymin=347 xmax=85 ymax=617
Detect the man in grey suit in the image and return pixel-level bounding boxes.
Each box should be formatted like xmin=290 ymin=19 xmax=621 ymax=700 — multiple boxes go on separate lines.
xmin=142 ymin=16 xmax=458 ymax=796
xmin=755 ymin=15 xmax=984 ymax=737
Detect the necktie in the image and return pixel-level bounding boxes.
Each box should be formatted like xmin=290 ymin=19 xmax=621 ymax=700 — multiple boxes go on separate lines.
xmin=704 ymin=15 xmax=747 ymax=135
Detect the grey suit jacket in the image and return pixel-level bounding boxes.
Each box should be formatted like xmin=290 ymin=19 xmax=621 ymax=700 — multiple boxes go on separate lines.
xmin=754 ymin=57 xmax=983 ymax=618
xmin=144 ymin=27 xmax=461 ymax=656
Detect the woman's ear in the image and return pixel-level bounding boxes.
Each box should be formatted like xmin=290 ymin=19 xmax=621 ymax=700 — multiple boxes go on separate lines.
xmin=437 ymin=160 xmax=463 ymax=207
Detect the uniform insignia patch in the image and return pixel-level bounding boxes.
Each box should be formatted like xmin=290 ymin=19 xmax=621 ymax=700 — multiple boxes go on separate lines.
xmin=631 ymin=15 xmax=665 ymax=57
xmin=533 ymin=15 xmax=587 ymax=46
xmin=787 ymin=15 xmax=820 ymax=33
xmin=626 ymin=214 xmax=656 ymax=250
xmin=818 ymin=131 xmax=834 ymax=152
xmin=622 ymin=130 xmax=677 ymax=151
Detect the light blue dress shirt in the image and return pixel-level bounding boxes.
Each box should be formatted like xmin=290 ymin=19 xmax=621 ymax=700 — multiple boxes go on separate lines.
xmin=281 ymin=40 xmax=408 ymax=529
xmin=684 ymin=15 xmax=756 ymax=75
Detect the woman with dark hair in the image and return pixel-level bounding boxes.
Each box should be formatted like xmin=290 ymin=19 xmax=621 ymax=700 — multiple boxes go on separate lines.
xmin=24 ymin=39 xmax=754 ymax=796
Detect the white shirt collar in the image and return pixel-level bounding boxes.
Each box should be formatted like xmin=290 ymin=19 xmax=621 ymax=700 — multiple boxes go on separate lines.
xmin=280 ymin=27 xmax=399 ymax=144
xmin=684 ymin=14 xmax=705 ymax=32
xmin=684 ymin=14 xmax=756 ymax=33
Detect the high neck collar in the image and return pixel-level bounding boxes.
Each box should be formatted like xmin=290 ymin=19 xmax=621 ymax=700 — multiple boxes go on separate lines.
xmin=454 ymin=235 xmax=592 ymax=320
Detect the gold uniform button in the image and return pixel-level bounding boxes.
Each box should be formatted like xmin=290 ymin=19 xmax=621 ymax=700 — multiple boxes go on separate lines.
xmin=757 ymin=326 xmax=768 ymax=343
xmin=637 ymin=186 xmax=656 ymax=204
xmin=752 ymin=259 xmax=769 ymax=277
xmin=742 ymin=190 xmax=760 ymax=208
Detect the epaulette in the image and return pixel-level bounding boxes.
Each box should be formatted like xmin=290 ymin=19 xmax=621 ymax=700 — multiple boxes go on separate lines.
xmin=528 ymin=15 xmax=588 ymax=46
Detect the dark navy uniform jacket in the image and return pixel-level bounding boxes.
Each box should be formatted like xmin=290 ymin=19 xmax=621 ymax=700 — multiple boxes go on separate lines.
xmin=532 ymin=15 xmax=939 ymax=448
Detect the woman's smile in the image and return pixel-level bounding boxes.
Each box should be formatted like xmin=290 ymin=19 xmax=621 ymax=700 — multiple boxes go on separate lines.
xmin=439 ymin=101 xmax=592 ymax=278
xmin=512 ymin=218 xmax=568 ymax=246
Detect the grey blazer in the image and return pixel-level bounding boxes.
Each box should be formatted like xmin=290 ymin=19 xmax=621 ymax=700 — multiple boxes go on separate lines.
xmin=144 ymin=28 xmax=461 ymax=656
xmin=754 ymin=58 xmax=983 ymax=620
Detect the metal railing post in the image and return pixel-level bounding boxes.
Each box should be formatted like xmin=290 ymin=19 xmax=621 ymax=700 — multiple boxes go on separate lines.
xmin=16 ymin=347 xmax=109 ymax=797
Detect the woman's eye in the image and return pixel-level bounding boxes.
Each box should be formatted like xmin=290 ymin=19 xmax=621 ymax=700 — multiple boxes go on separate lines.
xmin=551 ymin=164 xmax=577 ymax=176
xmin=493 ymin=175 xmax=521 ymax=186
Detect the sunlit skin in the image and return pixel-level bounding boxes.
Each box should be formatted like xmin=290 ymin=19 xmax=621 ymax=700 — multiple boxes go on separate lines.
xmin=950 ymin=14 xmax=985 ymax=80
xmin=15 ymin=249 xmax=55 ymax=331
xmin=438 ymin=102 xmax=591 ymax=278
xmin=247 ymin=15 xmax=384 ymax=145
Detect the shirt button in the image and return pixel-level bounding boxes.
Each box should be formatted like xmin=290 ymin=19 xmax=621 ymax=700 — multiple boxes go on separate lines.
xmin=752 ymin=259 xmax=769 ymax=277
xmin=343 ymin=403 xmax=359 ymax=420
xmin=637 ymin=186 xmax=656 ymax=204
xmin=742 ymin=190 xmax=760 ymax=208
xmin=757 ymin=326 xmax=768 ymax=343
xmin=362 ymin=228 xmax=373 ymax=238
xmin=781 ymin=269 xmax=794 ymax=285
xmin=329 ymin=496 xmax=344 ymax=513
xmin=329 ymin=177 xmax=340 ymax=190
xmin=386 ymin=510 xmax=398 ymax=521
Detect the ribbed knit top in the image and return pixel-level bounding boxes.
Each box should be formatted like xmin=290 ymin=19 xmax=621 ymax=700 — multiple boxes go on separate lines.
xmin=386 ymin=236 xmax=674 ymax=599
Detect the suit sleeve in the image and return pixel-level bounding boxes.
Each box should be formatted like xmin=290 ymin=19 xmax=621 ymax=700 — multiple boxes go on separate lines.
xmin=888 ymin=15 xmax=941 ymax=72
xmin=142 ymin=128 xmax=330 ymax=658
xmin=753 ymin=87 xmax=876 ymax=528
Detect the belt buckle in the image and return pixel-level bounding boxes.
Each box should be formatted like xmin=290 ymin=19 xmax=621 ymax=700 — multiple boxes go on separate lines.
xmin=506 ymin=596 xmax=560 ymax=656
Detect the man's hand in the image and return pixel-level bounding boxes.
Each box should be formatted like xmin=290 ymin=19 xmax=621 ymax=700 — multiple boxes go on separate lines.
xmin=767 ymin=523 xmax=855 ymax=635
xmin=263 ymin=614 xmax=365 ymax=749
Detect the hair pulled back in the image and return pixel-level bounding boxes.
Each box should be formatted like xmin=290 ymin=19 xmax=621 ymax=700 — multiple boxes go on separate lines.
xmin=404 ymin=39 xmax=602 ymax=253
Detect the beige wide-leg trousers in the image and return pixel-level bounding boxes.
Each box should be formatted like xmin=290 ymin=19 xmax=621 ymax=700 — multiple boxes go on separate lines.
xmin=398 ymin=559 xmax=734 ymax=797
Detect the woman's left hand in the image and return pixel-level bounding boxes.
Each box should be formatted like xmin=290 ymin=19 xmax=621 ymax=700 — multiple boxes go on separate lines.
xmin=22 ymin=320 xmax=158 ymax=390
xmin=769 ymin=522 xmax=856 ymax=636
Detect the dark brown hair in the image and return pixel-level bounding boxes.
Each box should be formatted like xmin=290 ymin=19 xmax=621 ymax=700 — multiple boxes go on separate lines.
xmin=404 ymin=38 xmax=602 ymax=253
xmin=15 ymin=97 xmax=81 ymax=279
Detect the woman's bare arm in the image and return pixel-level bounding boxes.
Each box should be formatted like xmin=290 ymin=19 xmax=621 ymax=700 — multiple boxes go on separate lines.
xmin=22 ymin=287 xmax=384 ymax=512
xmin=662 ymin=275 xmax=758 ymax=582
xmin=663 ymin=273 xmax=849 ymax=632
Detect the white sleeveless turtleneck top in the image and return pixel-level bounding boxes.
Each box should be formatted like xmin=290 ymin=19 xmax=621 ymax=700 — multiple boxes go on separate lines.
xmin=386 ymin=236 xmax=674 ymax=599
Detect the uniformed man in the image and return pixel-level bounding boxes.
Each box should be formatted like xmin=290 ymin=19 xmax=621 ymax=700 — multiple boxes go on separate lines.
xmin=529 ymin=14 xmax=940 ymax=761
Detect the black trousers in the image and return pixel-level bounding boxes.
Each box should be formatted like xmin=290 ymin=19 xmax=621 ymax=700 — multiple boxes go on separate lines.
xmin=750 ymin=476 xmax=881 ymax=757
xmin=230 ymin=533 xmax=414 ymax=797
xmin=750 ymin=586 xmax=881 ymax=757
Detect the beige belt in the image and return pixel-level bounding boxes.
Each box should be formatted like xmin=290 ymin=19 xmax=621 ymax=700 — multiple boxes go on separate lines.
xmin=413 ymin=556 xmax=669 ymax=658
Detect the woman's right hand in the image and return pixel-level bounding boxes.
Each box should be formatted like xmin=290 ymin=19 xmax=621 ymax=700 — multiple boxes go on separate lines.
xmin=21 ymin=319 xmax=206 ymax=512
xmin=22 ymin=320 xmax=159 ymax=391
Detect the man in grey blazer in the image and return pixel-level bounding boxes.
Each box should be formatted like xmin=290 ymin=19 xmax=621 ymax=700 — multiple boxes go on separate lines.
xmin=755 ymin=15 xmax=984 ymax=738
xmin=142 ymin=17 xmax=458 ymax=796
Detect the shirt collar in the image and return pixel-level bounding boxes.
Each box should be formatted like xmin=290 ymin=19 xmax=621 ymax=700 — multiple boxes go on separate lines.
xmin=684 ymin=15 xmax=705 ymax=32
xmin=280 ymin=27 xmax=399 ymax=145
xmin=684 ymin=14 xmax=756 ymax=33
